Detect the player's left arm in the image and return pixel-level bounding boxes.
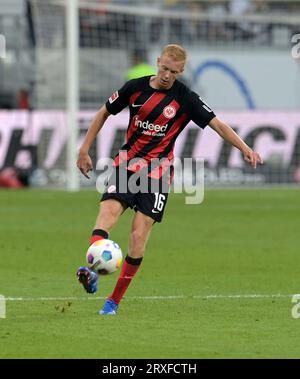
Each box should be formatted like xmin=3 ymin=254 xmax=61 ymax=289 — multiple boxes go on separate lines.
xmin=209 ymin=116 xmax=263 ymax=169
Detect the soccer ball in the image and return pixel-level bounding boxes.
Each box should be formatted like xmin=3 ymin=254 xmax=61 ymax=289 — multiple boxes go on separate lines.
xmin=86 ymin=239 xmax=123 ymax=275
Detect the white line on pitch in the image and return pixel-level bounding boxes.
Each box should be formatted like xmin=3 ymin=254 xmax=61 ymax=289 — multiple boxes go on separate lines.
xmin=3 ymin=294 xmax=294 ymax=301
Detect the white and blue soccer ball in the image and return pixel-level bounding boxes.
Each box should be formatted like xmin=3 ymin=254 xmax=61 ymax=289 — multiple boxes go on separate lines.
xmin=86 ymin=239 xmax=123 ymax=275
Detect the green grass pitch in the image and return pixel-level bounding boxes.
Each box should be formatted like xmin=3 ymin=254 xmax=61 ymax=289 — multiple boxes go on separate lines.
xmin=0 ymin=188 xmax=300 ymax=358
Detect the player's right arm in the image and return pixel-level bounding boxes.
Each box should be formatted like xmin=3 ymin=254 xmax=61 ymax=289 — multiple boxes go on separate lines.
xmin=77 ymin=104 xmax=110 ymax=178
xmin=77 ymin=79 xmax=136 ymax=178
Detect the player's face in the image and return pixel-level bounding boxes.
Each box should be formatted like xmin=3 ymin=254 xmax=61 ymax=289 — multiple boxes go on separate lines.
xmin=155 ymin=54 xmax=185 ymax=89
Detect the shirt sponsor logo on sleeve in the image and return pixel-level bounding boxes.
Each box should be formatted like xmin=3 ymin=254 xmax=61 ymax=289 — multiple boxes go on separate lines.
xmin=109 ymin=91 xmax=119 ymax=104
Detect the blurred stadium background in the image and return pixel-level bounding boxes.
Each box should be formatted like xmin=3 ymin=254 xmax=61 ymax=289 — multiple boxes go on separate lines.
xmin=0 ymin=0 xmax=299 ymax=189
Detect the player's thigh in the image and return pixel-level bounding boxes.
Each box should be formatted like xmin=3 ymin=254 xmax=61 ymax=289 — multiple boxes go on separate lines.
xmin=101 ymin=165 xmax=136 ymax=210
xmin=95 ymin=198 xmax=127 ymax=231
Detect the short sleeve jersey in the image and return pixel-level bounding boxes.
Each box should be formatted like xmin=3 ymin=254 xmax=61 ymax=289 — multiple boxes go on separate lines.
xmin=106 ymin=75 xmax=216 ymax=176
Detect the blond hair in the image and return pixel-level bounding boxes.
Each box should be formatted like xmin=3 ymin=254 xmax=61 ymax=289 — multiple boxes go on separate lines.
xmin=161 ymin=44 xmax=187 ymax=62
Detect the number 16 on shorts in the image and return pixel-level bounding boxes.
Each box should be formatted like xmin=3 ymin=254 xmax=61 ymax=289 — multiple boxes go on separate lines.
xmin=152 ymin=193 xmax=166 ymax=213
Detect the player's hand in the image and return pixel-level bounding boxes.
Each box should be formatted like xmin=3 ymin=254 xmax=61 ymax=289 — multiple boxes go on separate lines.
xmin=77 ymin=151 xmax=93 ymax=178
xmin=243 ymin=148 xmax=263 ymax=169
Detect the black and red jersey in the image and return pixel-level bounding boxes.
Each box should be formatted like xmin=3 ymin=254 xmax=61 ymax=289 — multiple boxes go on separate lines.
xmin=105 ymin=75 xmax=216 ymax=179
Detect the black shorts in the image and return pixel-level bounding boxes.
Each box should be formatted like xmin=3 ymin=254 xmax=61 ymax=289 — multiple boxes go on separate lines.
xmin=101 ymin=166 xmax=169 ymax=223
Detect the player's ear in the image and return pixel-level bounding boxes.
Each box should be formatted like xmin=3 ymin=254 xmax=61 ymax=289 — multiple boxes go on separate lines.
xmin=180 ymin=62 xmax=185 ymax=74
xmin=157 ymin=57 xmax=161 ymax=66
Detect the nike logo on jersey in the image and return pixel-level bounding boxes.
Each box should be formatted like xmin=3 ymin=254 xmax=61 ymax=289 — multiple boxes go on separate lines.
xmin=132 ymin=103 xmax=144 ymax=108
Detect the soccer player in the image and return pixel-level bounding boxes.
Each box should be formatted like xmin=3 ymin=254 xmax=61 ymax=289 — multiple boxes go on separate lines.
xmin=76 ymin=44 xmax=263 ymax=315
